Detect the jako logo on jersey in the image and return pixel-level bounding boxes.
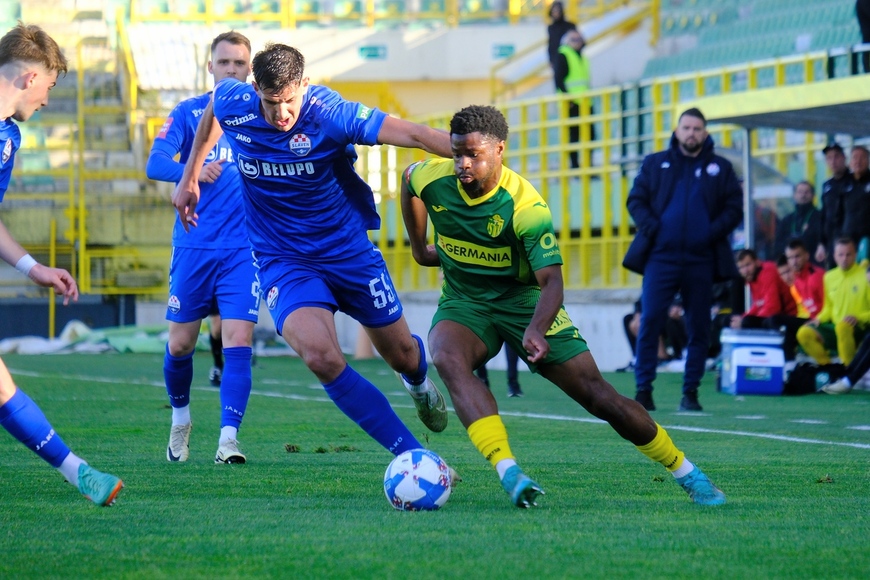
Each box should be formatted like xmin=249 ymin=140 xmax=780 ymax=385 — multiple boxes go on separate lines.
xmin=168 ymin=295 xmax=181 ymax=314
xmin=266 ymin=286 xmax=279 ymax=310
xmin=289 ymin=133 xmax=311 ymax=156
xmin=487 ymin=214 xmax=505 ymax=237
xmin=235 ymin=133 xmax=251 ymax=143
xmin=157 ymin=118 xmax=173 ymax=139
xmin=224 ymin=113 xmax=257 ymax=126
xmin=356 ymin=105 xmax=371 ymax=120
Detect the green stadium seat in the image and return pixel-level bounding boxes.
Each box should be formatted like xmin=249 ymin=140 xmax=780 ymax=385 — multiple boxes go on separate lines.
xmin=213 ymin=0 xmax=243 ymax=16
xmin=137 ymin=0 xmax=170 ymax=17
xmin=374 ymin=0 xmax=405 ymax=18
xmin=175 ymin=0 xmax=206 ymax=17
xmin=251 ymin=0 xmax=280 ymax=14
xmin=333 ymin=0 xmax=362 ymax=19
xmin=295 ymin=0 xmax=319 ymax=16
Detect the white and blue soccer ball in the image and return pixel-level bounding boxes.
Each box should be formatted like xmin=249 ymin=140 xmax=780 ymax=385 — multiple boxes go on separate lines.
xmin=384 ymin=448 xmax=451 ymax=511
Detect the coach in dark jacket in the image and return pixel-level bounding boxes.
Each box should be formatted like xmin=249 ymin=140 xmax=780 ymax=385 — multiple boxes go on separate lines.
xmin=624 ymin=108 xmax=743 ymax=412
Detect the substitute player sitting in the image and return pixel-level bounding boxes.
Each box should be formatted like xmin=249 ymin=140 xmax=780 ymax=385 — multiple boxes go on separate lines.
xmin=401 ymin=105 xmax=725 ymax=508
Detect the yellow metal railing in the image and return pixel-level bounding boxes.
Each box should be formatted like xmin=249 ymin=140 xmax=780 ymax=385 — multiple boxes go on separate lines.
xmin=7 ymin=28 xmax=840 ymax=315
xmin=127 ymin=0 xmax=651 ymax=28
xmin=364 ymin=50 xmax=832 ymax=292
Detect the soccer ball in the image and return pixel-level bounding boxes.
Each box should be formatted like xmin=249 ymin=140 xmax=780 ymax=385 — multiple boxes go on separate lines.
xmin=383 ymin=448 xmax=452 ymax=511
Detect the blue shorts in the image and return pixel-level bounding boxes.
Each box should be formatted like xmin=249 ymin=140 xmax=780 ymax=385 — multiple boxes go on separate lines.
xmin=257 ymin=244 xmax=403 ymax=335
xmin=166 ymin=246 xmax=260 ymax=324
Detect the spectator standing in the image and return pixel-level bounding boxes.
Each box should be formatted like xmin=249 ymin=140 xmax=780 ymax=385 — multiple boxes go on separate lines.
xmin=475 ymin=345 xmax=523 ymax=397
xmin=623 ymin=108 xmax=743 ymax=412
xmin=553 ymin=29 xmax=591 ymax=170
xmin=546 ymin=1 xmax=577 ymax=78
xmin=842 ymin=145 xmax=870 ymax=253
xmin=856 ymin=0 xmax=870 ymax=72
xmin=797 ymin=237 xmax=870 ymax=366
xmin=817 ymin=143 xmax=851 ymax=267
xmin=774 ymin=180 xmax=822 ymax=264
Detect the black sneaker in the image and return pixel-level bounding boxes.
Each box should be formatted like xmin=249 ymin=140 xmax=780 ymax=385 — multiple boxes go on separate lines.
xmin=507 ymin=384 xmax=524 ymax=398
xmin=635 ymin=390 xmax=655 ymax=411
xmin=679 ymin=392 xmax=703 ymax=411
xmin=615 ymin=361 xmax=635 ymax=373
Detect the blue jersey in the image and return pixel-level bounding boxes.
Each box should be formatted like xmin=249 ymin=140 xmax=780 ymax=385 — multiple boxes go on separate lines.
xmin=0 ymin=118 xmax=21 ymax=201
xmin=147 ymin=93 xmax=248 ymax=249
xmin=213 ymin=78 xmax=387 ymax=259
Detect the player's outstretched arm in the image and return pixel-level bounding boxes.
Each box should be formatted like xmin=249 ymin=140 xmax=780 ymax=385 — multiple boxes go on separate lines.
xmin=400 ymin=168 xmax=440 ymax=267
xmin=377 ymin=116 xmax=452 ymax=158
xmin=172 ymin=99 xmax=223 ymax=231
xmin=0 ymin=218 xmax=78 ymax=304
xmin=523 ymin=265 xmax=565 ymax=363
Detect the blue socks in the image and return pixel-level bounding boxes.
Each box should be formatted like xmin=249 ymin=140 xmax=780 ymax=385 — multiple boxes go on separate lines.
xmin=0 ymin=389 xmax=71 ymax=468
xmin=323 ymin=365 xmax=422 ymax=455
xmin=400 ymin=334 xmax=428 ymax=386
xmin=163 ymin=346 xmax=194 ymax=408
xmin=220 ymin=346 xmax=252 ymax=429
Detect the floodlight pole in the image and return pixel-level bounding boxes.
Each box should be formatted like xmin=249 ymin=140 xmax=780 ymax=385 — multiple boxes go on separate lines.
xmin=742 ymin=127 xmax=754 ymax=311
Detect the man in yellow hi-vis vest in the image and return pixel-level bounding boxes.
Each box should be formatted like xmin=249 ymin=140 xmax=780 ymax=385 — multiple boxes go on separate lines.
xmin=554 ymin=30 xmax=592 ymax=169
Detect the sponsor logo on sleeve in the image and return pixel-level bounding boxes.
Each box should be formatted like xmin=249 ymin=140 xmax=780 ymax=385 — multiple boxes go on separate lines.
xmin=157 ymin=117 xmax=173 ymax=139
xmin=1 ymin=138 xmax=12 ymax=164
xmin=356 ymin=105 xmax=371 ymax=120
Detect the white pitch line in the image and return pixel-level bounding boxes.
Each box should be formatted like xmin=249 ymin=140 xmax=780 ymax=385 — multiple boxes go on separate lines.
xmin=10 ymin=368 xmax=870 ymax=450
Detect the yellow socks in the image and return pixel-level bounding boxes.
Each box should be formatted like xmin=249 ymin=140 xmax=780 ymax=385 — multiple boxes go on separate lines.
xmin=796 ymin=325 xmax=832 ymax=364
xmin=636 ymin=424 xmax=688 ymax=474
xmin=467 ymin=415 xmax=515 ymax=468
xmin=835 ymin=320 xmax=857 ymax=366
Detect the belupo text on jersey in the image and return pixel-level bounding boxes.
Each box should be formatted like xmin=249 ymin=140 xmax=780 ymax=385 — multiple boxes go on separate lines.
xmin=237 ymin=154 xmax=316 ymax=179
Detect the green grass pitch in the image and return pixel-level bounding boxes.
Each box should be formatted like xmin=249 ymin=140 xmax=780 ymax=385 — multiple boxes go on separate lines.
xmin=1 ymin=352 xmax=869 ymax=578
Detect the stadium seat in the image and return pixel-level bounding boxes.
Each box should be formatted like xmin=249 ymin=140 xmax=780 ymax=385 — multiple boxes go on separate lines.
xmin=213 ymin=0 xmax=243 ymax=16
xmin=137 ymin=0 xmax=170 ymax=17
xmin=333 ymin=0 xmax=362 ymax=20
xmin=175 ymin=0 xmax=206 ymax=17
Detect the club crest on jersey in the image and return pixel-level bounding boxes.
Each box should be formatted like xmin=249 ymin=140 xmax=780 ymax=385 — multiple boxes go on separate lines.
xmin=1 ymin=138 xmax=11 ymax=164
xmin=487 ymin=214 xmax=505 ymax=238
xmin=266 ymin=286 xmax=279 ymax=310
xmin=289 ymin=133 xmax=311 ymax=156
xmin=168 ymin=295 xmax=181 ymax=314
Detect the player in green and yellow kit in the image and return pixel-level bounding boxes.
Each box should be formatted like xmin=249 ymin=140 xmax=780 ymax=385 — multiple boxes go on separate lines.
xmin=400 ymin=105 xmax=726 ymax=508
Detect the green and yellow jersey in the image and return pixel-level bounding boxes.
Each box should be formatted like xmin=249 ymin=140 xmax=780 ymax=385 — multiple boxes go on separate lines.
xmin=406 ymin=158 xmax=562 ymax=302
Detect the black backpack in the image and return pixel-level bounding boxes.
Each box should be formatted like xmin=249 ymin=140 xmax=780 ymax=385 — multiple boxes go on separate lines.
xmin=783 ymin=362 xmax=847 ymax=395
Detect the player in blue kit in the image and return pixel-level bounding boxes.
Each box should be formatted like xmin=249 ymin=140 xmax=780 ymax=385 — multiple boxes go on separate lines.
xmin=172 ymin=43 xmax=453 ymax=463
xmin=0 ymin=23 xmax=123 ymax=505
xmin=147 ymin=31 xmax=259 ymax=464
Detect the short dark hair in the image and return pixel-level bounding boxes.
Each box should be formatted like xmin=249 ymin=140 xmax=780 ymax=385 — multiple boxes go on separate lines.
xmin=252 ymin=43 xmax=305 ymax=93
xmin=852 ymin=145 xmax=869 ymax=157
xmin=786 ymin=238 xmax=807 ymax=252
xmin=776 ymin=254 xmax=789 ymax=267
xmin=736 ymin=248 xmax=757 ymax=262
xmin=794 ymin=180 xmax=814 ymax=196
xmin=679 ymin=107 xmax=706 ymax=126
xmin=835 ymin=236 xmax=856 ymax=249
xmin=211 ymin=31 xmax=251 ymax=54
xmin=450 ymin=105 xmax=509 ymax=142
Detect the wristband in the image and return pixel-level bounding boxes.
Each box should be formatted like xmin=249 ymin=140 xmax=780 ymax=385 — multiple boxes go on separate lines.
xmin=15 ymin=254 xmax=38 ymax=276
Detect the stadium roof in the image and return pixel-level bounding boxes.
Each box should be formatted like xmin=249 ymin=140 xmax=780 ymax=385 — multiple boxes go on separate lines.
xmin=685 ymin=75 xmax=870 ymax=136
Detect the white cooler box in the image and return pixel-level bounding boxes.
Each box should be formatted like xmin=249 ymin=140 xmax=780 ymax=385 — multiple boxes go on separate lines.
xmin=719 ymin=329 xmax=785 ymax=395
